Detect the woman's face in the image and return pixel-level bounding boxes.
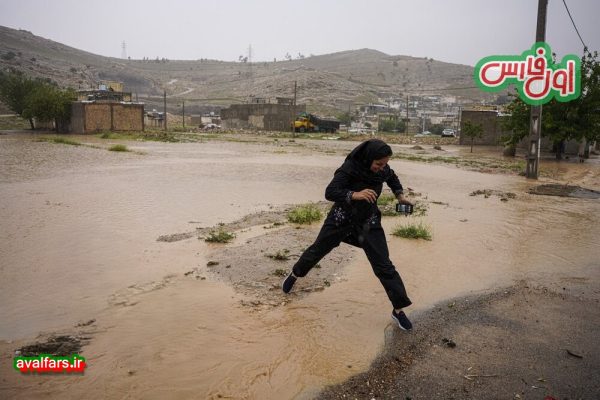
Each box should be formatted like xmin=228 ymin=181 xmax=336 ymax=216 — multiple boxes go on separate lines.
xmin=370 ymin=156 xmax=390 ymax=173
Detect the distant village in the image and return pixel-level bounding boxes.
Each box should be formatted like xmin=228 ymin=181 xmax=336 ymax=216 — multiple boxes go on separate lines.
xmin=65 ymin=79 xmax=524 ymax=150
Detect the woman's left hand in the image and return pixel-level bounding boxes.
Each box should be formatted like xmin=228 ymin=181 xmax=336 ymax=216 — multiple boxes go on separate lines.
xmin=397 ymin=193 xmax=413 ymax=206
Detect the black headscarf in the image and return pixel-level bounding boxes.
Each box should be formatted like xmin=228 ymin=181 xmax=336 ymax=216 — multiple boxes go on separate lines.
xmin=339 ymin=139 xmax=393 ymax=185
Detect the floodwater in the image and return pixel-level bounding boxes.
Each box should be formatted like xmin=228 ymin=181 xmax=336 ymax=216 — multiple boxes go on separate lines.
xmin=1 ymin=133 xmax=599 ymax=399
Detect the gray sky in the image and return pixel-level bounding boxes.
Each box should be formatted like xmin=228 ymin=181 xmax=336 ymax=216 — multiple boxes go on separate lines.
xmin=1 ymin=0 xmax=598 ymax=66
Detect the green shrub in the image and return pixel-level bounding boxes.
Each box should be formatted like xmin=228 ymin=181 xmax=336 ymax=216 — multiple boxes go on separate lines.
xmin=204 ymin=230 xmax=235 ymax=243
xmin=266 ymin=249 xmax=290 ymax=260
xmin=287 ymin=204 xmax=322 ymax=224
xmin=109 ymin=144 xmax=129 ymax=152
xmin=377 ymin=192 xmax=396 ymax=206
xmin=392 ymin=222 xmax=432 ymax=240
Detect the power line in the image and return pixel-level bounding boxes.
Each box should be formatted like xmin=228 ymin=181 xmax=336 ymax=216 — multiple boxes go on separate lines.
xmin=562 ymin=0 xmax=588 ymax=50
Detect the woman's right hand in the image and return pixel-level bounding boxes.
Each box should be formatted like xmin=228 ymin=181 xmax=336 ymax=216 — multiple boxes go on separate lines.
xmin=352 ymin=189 xmax=378 ymax=203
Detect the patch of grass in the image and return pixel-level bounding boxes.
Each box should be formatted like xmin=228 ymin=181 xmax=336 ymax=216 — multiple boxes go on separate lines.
xmin=35 ymin=136 xmax=82 ymax=146
xmin=377 ymin=192 xmax=396 ymax=206
xmin=413 ymin=201 xmax=429 ymax=217
xmin=204 ymin=230 xmax=235 ymax=243
xmin=266 ymin=249 xmax=291 ymax=261
xmin=272 ymin=269 xmax=288 ymax=277
xmin=470 ymin=189 xmax=492 ymax=198
xmin=108 ymin=144 xmax=130 ymax=152
xmin=392 ymin=222 xmax=432 ymax=240
xmin=287 ymin=203 xmax=322 ymax=224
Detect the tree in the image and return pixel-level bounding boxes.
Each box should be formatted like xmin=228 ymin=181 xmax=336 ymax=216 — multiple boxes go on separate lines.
xmin=378 ymin=118 xmax=406 ymax=133
xmin=0 ymin=70 xmax=76 ymax=132
xmin=429 ymin=124 xmax=444 ymax=135
xmin=463 ymin=120 xmax=483 ymax=153
xmin=502 ymin=49 xmax=600 ymax=159
xmin=0 ymin=69 xmax=40 ymax=129
xmin=23 ymin=83 xmax=76 ymax=132
xmin=500 ymin=93 xmax=530 ymax=156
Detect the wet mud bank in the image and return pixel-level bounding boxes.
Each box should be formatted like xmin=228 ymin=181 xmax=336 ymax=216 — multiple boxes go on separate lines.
xmin=318 ymin=283 xmax=600 ymax=400
xmin=159 ymin=201 xmax=359 ymax=306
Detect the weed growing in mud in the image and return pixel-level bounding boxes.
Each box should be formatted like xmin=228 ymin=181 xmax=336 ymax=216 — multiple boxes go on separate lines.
xmin=392 ymin=222 xmax=432 ymax=240
xmin=377 ymin=192 xmax=396 ymax=206
xmin=377 ymin=193 xmax=429 ymax=217
xmin=266 ymin=249 xmax=291 ymax=260
xmin=204 ymin=230 xmax=235 ymax=243
xmin=272 ymin=269 xmax=288 ymax=277
xmin=413 ymin=201 xmax=429 ymax=217
xmin=36 ymin=136 xmax=81 ymax=146
xmin=287 ymin=204 xmax=322 ymax=224
xmin=109 ymin=144 xmax=130 ymax=152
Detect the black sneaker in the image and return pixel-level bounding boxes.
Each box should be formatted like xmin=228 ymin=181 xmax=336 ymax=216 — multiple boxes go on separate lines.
xmin=282 ymin=272 xmax=297 ymax=294
xmin=391 ymin=309 xmax=413 ymax=331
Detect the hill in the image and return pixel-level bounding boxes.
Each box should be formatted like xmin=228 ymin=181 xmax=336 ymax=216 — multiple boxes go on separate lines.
xmin=0 ymin=25 xmax=493 ymax=115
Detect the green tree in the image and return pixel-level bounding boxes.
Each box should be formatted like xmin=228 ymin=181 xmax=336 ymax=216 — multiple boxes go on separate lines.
xmin=23 ymin=84 xmax=76 ymax=132
xmin=501 ymin=49 xmax=600 ymax=159
xmin=500 ymin=93 xmax=530 ymax=156
xmin=0 ymin=69 xmax=39 ymax=129
xmin=379 ymin=118 xmax=406 ymax=132
xmin=462 ymin=120 xmax=483 ymax=153
xmin=429 ymin=124 xmax=444 ymax=135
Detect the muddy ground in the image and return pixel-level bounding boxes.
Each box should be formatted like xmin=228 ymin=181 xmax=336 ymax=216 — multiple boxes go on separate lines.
xmin=318 ymin=283 xmax=600 ymax=400
xmin=1 ymin=132 xmax=599 ymax=399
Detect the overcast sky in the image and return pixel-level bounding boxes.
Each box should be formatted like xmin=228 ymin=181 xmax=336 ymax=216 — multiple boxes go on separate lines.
xmin=1 ymin=0 xmax=598 ymax=66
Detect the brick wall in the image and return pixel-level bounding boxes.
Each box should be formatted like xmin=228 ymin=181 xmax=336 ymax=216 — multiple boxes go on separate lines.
xmin=113 ymin=104 xmax=143 ymax=131
xmin=70 ymin=102 xmax=144 ymax=133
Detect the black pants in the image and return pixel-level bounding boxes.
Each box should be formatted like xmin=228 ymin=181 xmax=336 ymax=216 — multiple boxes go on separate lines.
xmin=292 ymin=220 xmax=412 ymax=309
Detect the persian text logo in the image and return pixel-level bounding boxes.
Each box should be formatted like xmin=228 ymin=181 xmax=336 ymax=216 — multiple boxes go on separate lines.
xmin=474 ymin=42 xmax=581 ymax=105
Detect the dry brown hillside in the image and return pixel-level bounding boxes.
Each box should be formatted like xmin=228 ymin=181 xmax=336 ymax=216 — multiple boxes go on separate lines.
xmin=0 ymin=25 xmax=494 ymax=115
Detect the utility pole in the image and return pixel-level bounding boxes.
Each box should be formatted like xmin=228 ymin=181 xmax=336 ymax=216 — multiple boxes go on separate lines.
xmin=182 ymin=100 xmax=185 ymax=129
xmin=526 ymin=0 xmax=548 ymax=179
xmin=292 ymin=80 xmax=297 ymax=136
xmin=406 ymin=95 xmax=409 ymax=133
xmin=163 ymin=90 xmax=167 ymax=131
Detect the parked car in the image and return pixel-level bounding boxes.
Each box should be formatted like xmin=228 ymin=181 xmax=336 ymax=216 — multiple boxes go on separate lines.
xmin=441 ymin=128 xmax=456 ymax=137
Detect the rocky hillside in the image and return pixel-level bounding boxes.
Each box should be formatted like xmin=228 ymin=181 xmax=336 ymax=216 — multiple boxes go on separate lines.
xmin=0 ymin=25 xmax=493 ymax=115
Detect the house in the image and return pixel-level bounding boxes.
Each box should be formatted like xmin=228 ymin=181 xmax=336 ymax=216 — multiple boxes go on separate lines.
xmin=70 ymin=82 xmax=144 ymax=134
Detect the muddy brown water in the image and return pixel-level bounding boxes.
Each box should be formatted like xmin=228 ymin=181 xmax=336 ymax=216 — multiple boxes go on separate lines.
xmin=1 ymin=133 xmax=599 ymax=399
